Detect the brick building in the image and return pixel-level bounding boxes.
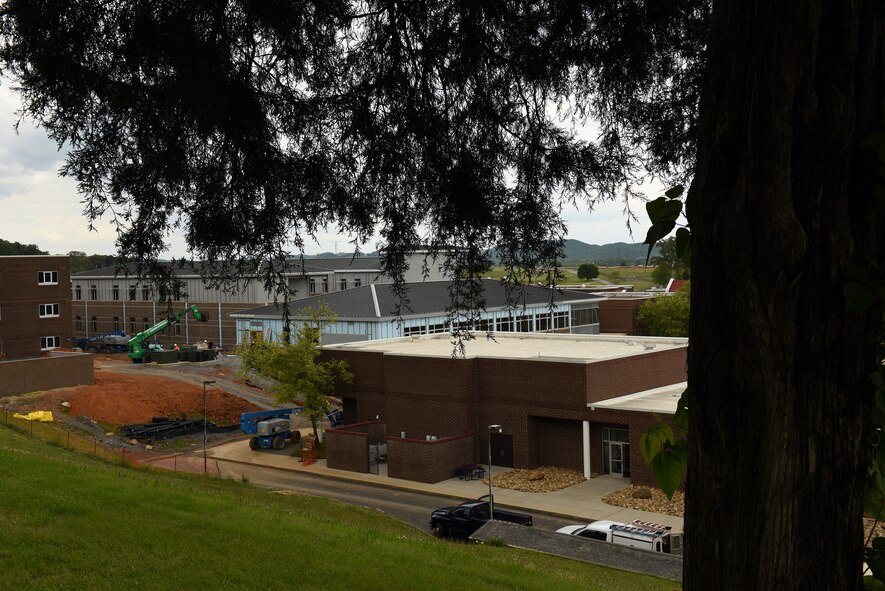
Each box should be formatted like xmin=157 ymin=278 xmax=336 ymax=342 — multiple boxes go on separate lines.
xmin=0 ymin=256 xmax=73 ymax=360
xmin=69 ymin=252 xmax=447 ymax=351
xmin=321 ymin=333 xmax=687 ymax=486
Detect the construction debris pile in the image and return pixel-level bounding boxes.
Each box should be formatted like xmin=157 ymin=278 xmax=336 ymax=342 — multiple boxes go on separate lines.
xmin=485 ymin=466 xmax=586 ymax=493
xmin=119 ymin=418 xmax=213 ymax=442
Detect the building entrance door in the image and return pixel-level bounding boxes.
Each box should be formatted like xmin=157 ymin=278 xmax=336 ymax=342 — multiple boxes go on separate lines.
xmin=608 ymin=442 xmax=631 ymax=476
xmin=490 ymin=433 xmax=514 ymax=468
xmin=602 ymin=427 xmax=631 ymax=477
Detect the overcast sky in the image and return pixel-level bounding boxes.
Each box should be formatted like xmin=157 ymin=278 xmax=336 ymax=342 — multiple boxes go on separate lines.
xmin=0 ymin=84 xmax=653 ymax=257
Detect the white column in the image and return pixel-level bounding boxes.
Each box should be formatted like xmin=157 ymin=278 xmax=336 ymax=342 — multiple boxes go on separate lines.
xmin=583 ymin=420 xmax=591 ymax=479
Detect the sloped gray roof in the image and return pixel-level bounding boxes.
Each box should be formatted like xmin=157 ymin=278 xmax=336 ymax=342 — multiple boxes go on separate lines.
xmin=231 ymin=279 xmax=603 ymax=320
xmin=71 ymin=257 xmax=382 ymax=279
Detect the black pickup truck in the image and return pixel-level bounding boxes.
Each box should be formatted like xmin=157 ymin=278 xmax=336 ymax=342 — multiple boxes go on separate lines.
xmin=430 ymin=496 xmax=533 ymax=538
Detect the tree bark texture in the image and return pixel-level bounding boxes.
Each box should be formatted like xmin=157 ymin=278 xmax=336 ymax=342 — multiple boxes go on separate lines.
xmin=685 ymin=1 xmax=884 ymax=589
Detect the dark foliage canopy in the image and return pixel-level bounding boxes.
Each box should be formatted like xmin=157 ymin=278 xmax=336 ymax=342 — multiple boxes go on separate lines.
xmin=0 ymin=0 xmax=709 ymax=320
xmin=0 ymin=236 xmax=46 ymax=255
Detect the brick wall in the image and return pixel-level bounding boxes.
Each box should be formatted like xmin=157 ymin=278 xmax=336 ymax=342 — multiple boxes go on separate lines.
xmin=0 ymin=352 xmax=94 ymax=396
xmin=586 ymin=347 xmax=687 ymax=404
xmin=325 ymin=425 xmax=370 ymax=473
xmin=528 ymin=416 xmax=584 ymax=470
xmin=0 ymin=256 xmax=72 ymax=360
xmin=387 ymin=432 xmax=475 ymax=483
xmin=598 ymin=298 xmax=652 ymax=334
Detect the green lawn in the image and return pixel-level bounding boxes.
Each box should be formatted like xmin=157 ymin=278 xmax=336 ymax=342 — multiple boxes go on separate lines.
xmin=0 ymin=424 xmax=678 ymax=591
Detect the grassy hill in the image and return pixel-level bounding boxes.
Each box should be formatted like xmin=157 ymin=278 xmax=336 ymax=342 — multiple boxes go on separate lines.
xmin=0 ymin=422 xmax=676 ymax=591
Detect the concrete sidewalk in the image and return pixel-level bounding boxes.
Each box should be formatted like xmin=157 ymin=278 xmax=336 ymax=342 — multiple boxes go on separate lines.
xmin=146 ymin=437 xmax=683 ymax=532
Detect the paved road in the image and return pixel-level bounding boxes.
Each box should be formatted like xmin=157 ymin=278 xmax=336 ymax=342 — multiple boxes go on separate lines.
xmin=159 ymin=454 xmax=578 ymax=535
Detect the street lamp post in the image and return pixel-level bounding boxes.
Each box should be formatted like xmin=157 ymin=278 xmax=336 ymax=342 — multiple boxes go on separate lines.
xmin=488 ymin=424 xmax=502 ymax=520
xmin=203 ymin=380 xmax=216 ymax=475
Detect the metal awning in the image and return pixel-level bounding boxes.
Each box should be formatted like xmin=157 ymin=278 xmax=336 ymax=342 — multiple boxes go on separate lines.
xmin=589 ymin=382 xmax=686 ymax=414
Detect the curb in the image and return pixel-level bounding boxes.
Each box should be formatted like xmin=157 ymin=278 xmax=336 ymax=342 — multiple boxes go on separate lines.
xmin=202 ymin=454 xmax=600 ymax=522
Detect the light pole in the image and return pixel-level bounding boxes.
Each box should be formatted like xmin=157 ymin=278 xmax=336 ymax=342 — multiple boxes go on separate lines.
xmin=203 ymin=380 xmax=215 ymax=474
xmin=488 ymin=424 xmax=502 ymax=520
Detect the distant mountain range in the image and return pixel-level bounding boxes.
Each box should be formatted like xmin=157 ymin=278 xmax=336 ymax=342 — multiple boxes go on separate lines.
xmin=4 ymin=238 xmax=657 ymax=268
xmin=559 ymin=240 xmax=659 ymax=265
xmin=306 ymin=240 xmax=658 ymax=266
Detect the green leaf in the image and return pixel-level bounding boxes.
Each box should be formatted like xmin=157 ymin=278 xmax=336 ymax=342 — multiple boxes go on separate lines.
xmin=865 ymin=473 xmax=885 ymax=516
xmin=646 ymin=197 xmax=684 ymax=225
xmin=674 ymin=227 xmax=692 ymax=270
xmin=640 ymin=420 xmax=674 ymax=464
xmin=864 ymin=575 xmax=885 ymax=590
xmin=673 ymin=390 xmax=689 ymax=437
xmin=643 ymin=222 xmax=677 ymax=265
xmin=845 ymin=281 xmax=876 ymax=312
xmin=873 ymin=370 xmax=885 ymax=392
xmin=866 ymin=537 xmax=885 ymax=585
xmin=651 ymin=439 xmax=687 ymax=499
xmin=664 ymin=185 xmax=685 ymax=199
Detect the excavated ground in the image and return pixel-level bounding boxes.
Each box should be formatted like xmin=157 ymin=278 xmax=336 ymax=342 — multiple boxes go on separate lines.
xmin=7 ymin=355 xmax=261 ymax=427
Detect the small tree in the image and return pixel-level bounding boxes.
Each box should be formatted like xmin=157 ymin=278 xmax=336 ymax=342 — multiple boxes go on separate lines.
xmin=237 ymin=304 xmax=353 ymax=439
xmin=636 ymin=284 xmax=690 ymax=337
xmin=651 ymin=263 xmax=673 ymax=287
xmin=650 ymin=237 xmax=689 ymax=286
xmin=576 ymin=263 xmax=599 ymax=281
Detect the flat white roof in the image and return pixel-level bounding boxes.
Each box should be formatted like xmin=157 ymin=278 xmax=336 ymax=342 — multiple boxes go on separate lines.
xmin=589 ymin=382 xmax=687 ymax=414
xmin=323 ymin=332 xmax=687 ymax=364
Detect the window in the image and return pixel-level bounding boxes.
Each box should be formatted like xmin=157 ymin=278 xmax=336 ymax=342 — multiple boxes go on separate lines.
xmin=142 ymin=318 xmax=149 ymax=331
xmin=90 ymin=285 xmax=97 ymax=300
xmin=113 ymin=316 xmax=120 ymax=331
xmin=536 ymin=314 xmax=550 ymax=332
xmin=40 ymin=335 xmax=60 ymax=350
xmin=112 ymin=285 xmax=120 ymax=301
xmin=39 ymin=303 xmax=60 ymax=317
xmin=339 ymin=278 xmax=348 ymax=290
xmin=309 ymin=278 xmax=317 ymax=294
xmin=578 ymin=529 xmax=608 ymax=541
xmin=427 ymin=323 xmax=447 ymax=334
xmin=321 ymin=276 xmax=329 ymax=293
xmin=554 ymin=311 xmax=569 ymax=329
xmin=476 ymin=318 xmax=493 ymax=332
xmin=354 ymin=277 xmax=362 ymax=288
xmin=571 ymin=307 xmax=600 ymax=327
xmin=496 ymin=316 xmax=513 ymax=332
xmin=76 ymin=316 xmax=82 ymax=332
xmin=404 ymin=325 xmax=426 ymax=336
xmin=91 ymin=316 xmax=97 ymax=333
xmin=75 ymin=285 xmax=82 ymax=300
xmin=130 ymin=317 xmax=136 ymax=333
xmin=142 ymin=286 xmax=150 ymax=301
xmin=516 ymin=314 xmax=533 ymax=332
xmin=174 ymin=323 xmax=181 ymax=336
xmin=129 ymin=285 xmax=136 ymax=300
xmin=38 ymin=271 xmax=58 ymax=285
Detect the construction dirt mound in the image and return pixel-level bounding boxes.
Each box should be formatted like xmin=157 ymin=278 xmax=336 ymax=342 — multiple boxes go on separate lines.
xmin=68 ymin=370 xmax=261 ymax=426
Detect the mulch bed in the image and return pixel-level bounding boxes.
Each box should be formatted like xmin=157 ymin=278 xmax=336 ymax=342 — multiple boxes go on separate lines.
xmin=485 ymin=466 xmax=586 ymax=493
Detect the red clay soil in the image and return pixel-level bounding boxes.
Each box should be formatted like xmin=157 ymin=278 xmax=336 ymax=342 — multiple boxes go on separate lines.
xmin=68 ymin=370 xmax=261 ymax=426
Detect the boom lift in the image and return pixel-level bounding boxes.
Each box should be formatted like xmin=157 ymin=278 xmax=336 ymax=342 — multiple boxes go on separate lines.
xmin=127 ymin=304 xmax=208 ymax=362
xmin=240 ymin=407 xmax=304 ymax=450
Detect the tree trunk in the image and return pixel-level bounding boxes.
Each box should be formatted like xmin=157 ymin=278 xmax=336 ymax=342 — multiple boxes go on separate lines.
xmin=685 ymin=1 xmax=884 ymax=589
